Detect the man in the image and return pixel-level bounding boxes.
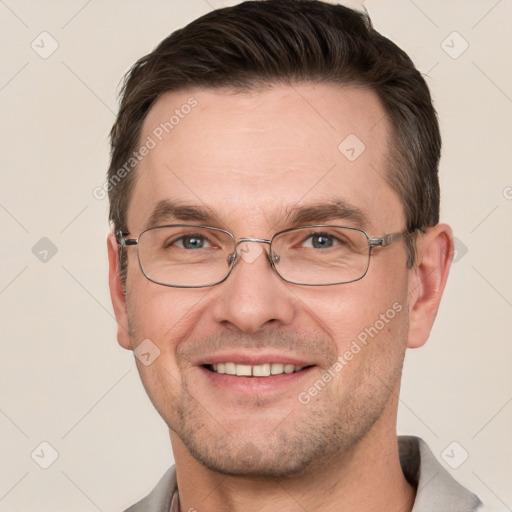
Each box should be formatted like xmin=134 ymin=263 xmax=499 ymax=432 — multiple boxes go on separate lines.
xmin=107 ymin=1 xmax=482 ymax=511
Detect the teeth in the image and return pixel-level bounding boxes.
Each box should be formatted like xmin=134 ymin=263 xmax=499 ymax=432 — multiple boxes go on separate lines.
xmin=209 ymin=363 xmax=306 ymax=377
xmin=225 ymin=362 xmax=236 ymax=375
xmin=271 ymin=363 xmax=284 ymax=375
xmin=236 ymin=364 xmax=252 ymax=376
xmin=253 ymin=363 xmax=271 ymax=377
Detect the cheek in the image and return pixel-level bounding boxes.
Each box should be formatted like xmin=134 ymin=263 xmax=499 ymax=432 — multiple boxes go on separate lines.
xmin=125 ymin=271 xmax=212 ymax=362
xmin=290 ymin=275 xmax=408 ymax=350
xmin=325 ymin=295 xmax=409 ymax=407
xmin=125 ymin=283 xmax=210 ymax=422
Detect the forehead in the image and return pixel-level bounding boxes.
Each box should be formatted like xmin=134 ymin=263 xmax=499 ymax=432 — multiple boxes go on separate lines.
xmin=127 ymin=83 xmax=404 ymax=234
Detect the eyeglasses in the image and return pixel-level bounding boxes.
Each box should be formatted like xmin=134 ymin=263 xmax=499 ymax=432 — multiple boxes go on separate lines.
xmin=116 ymin=224 xmax=414 ymax=288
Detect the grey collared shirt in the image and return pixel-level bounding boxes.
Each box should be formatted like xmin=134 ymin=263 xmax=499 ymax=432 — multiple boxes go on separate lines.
xmin=123 ymin=436 xmax=482 ymax=512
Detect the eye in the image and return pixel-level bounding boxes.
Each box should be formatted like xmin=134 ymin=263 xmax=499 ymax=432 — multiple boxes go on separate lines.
xmin=302 ymin=232 xmax=341 ymax=249
xmin=168 ymin=234 xmax=213 ymax=250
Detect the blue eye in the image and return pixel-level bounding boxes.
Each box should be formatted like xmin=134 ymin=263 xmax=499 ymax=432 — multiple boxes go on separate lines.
xmin=170 ymin=234 xmax=212 ymax=249
xmin=303 ymin=232 xmax=339 ymax=249
xmin=183 ymin=235 xmax=205 ymax=249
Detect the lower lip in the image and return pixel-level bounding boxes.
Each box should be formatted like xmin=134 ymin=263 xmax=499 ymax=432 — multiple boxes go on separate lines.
xmin=198 ymin=366 xmax=315 ymax=395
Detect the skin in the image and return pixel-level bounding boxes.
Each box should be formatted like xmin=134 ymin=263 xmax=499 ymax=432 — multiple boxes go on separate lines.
xmin=108 ymin=83 xmax=453 ymax=512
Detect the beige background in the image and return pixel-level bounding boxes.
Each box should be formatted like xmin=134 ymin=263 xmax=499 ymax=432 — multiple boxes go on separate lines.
xmin=1 ymin=1 xmax=511 ymax=511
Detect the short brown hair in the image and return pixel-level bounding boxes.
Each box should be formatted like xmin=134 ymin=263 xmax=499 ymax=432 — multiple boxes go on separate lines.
xmin=108 ymin=0 xmax=441 ymax=280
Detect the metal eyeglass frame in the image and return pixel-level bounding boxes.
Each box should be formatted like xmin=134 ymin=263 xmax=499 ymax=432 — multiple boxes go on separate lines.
xmin=115 ymin=224 xmax=416 ymax=288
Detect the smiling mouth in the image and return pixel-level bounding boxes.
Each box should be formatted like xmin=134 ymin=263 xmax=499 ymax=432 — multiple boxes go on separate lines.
xmin=203 ymin=363 xmax=314 ymax=377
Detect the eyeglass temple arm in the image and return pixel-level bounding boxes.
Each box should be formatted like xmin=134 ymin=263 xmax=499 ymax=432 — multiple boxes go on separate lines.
xmin=368 ymin=229 xmax=416 ymax=248
xmin=115 ymin=230 xmax=138 ymax=248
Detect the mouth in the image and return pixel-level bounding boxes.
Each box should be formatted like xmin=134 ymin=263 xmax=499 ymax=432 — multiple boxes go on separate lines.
xmin=194 ymin=352 xmax=318 ymax=395
xmin=203 ymin=362 xmax=313 ymax=377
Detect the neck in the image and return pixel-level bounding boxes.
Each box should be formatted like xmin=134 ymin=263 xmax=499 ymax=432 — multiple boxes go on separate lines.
xmin=169 ymin=406 xmax=415 ymax=512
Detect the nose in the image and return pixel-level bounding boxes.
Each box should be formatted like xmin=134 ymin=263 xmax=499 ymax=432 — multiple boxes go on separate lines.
xmin=211 ymin=240 xmax=296 ymax=333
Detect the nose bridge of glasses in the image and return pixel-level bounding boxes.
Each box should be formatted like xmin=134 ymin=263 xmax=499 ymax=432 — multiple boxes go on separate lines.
xmin=236 ymin=237 xmax=271 ymax=246
xmin=228 ymin=237 xmax=278 ymax=266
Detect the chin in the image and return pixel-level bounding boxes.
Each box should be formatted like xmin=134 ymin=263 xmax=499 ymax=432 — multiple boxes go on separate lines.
xmin=185 ymin=438 xmax=318 ymax=478
xmin=177 ymin=418 xmax=345 ymax=479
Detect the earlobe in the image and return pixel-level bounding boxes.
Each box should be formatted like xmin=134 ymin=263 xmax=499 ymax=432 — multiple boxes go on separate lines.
xmin=407 ymin=224 xmax=453 ymax=349
xmin=107 ymin=231 xmax=133 ymax=351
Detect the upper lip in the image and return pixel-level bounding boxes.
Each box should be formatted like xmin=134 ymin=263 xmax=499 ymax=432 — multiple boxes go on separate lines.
xmin=194 ymin=351 xmax=315 ymax=367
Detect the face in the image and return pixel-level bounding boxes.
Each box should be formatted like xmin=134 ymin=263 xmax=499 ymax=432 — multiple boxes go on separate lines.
xmin=112 ymin=84 xmax=414 ymax=477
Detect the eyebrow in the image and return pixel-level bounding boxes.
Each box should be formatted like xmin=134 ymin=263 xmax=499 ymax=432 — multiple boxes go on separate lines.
xmin=284 ymin=199 xmax=371 ymax=229
xmin=143 ymin=200 xmax=216 ymax=231
xmin=142 ymin=198 xmax=371 ymax=232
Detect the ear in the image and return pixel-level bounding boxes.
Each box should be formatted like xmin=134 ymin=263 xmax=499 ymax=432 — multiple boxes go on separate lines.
xmin=407 ymin=223 xmax=453 ymax=349
xmin=107 ymin=231 xmax=133 ymax=351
